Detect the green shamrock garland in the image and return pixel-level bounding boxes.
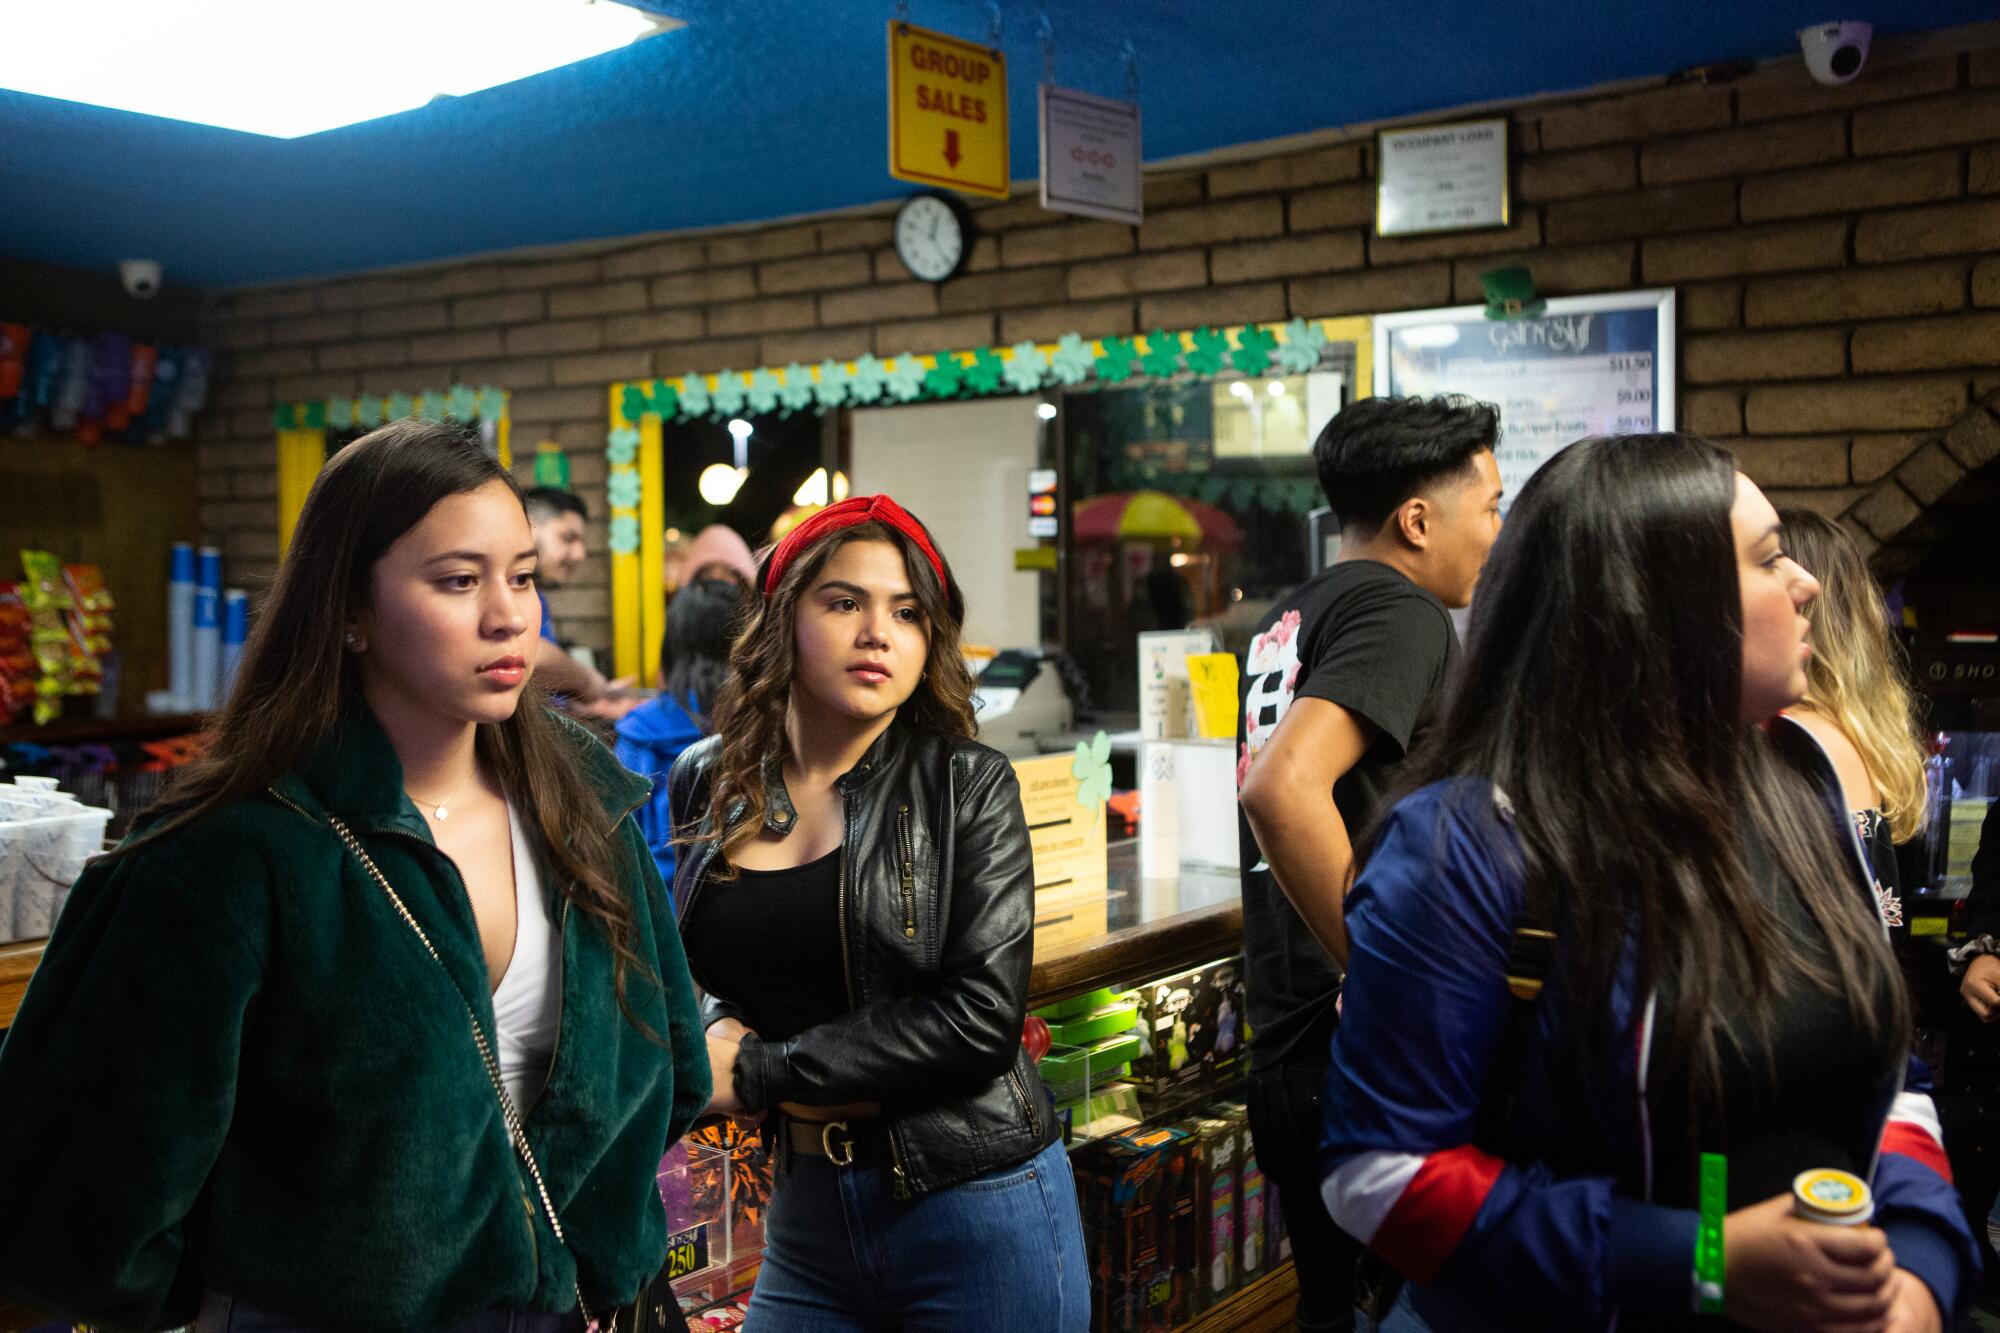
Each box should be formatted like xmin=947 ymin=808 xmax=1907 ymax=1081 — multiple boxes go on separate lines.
xmin=964 ymin=347 xmax=1006 ymax=395
xmin=1003 ymin=342 xmax=1048 ymax=394
xmin=1231 ymin=325 xmax=1278 ymax=376
xmin=1275 ymin=318 xmax=1327 ymax=374
xmin=1185 ymin=327 xmax=1230 ymax=377
xmin=1140 ymin=330 xmax=1183 ymax=379
xmin=922 ymin=352 xmax=966 ymax=398
xmin=779 ymin=364 xmax=817 ymax=413
xmin=885 ymin=357 xmax=926 ymax=402
xmin=1095 ymin=336 xmax=1140 ymax=384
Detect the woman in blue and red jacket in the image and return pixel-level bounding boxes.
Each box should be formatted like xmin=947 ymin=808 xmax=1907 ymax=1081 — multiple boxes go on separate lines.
xmin=1323 ymin=434 xmax=1977 ymax=1332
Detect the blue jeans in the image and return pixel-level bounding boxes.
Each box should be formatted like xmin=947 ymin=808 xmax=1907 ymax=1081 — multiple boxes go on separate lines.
xmin=748 ymin=1135 xmax=1090 ymax=1331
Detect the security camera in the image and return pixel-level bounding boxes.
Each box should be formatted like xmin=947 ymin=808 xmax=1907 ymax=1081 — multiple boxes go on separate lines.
xmin=1798 ymin=21 xmax=1872 ymax=86
xmin=119 ymin=258 xmax=163 ymax=300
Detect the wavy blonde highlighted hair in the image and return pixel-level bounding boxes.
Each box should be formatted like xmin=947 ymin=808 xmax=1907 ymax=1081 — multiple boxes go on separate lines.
xmin=1779 ymin=508 xmax=1929 ymax=841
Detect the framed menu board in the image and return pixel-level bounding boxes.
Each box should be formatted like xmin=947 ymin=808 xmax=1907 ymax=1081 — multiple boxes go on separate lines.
xmin=1373 ymin=289 xmax=1676 ymax=509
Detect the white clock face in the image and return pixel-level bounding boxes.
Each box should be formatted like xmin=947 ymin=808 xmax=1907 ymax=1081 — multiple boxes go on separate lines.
xmin=895 ymin=195 xmax=964 ymax=283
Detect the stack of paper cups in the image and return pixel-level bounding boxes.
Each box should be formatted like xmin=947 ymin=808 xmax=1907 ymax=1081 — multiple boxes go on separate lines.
xmin=1139 ymin=741 xmax=1179 ymax=879
xmin=191 ymin=547 xmax=221 ymax=710
xmin=167 ymin=542 xmax=194 ymax=708
xmin=219 ymin=589 xmax=249 ymax=699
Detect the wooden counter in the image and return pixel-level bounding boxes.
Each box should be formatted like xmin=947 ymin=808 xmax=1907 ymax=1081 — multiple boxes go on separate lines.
xmin=0 ymin=940 xmax=42 ymax=1030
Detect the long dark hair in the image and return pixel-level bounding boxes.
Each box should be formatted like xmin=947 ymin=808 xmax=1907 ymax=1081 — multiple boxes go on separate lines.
xmin=119 ymin=420 xmax=660 ymax=1031
xmin=699 ymin=516 xmax=977 ymax=862
xmin=661 ymin=576 xmax=747 ymax=722
xmin=1398 ymin=433 xmax=1905 ymax=1118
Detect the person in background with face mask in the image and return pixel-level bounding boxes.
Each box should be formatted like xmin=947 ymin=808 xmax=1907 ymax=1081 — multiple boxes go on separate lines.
xmin=522 ymin=487 xmax=638 ymax=720
xmin=0 ymin=423 xmax=707 ymax=1332
xmin=1236 ymin=394 xmax=1505 ymax=1333
xmin=1320 ymin=434 xmax=1975 ymax=1332
xmin=670 ymin=495 xmax=1089 ymax=1331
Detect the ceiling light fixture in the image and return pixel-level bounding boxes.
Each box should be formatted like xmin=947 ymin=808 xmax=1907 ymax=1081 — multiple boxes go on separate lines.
xmin=0 ymin=0 xmax=679 ymax=139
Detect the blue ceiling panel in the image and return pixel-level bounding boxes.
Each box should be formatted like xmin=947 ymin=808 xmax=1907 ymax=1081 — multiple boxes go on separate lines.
xmin=1 ymin=1 xmax=1989 ymax=287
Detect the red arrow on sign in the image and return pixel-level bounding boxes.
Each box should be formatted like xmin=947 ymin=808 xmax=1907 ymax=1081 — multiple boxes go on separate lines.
xmin=944 ymin=129 xmax=962 ymax=168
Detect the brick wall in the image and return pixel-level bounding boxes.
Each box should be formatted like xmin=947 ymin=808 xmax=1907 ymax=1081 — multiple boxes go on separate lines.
xmin=199 ymin=23 xmax=2000 ymax=655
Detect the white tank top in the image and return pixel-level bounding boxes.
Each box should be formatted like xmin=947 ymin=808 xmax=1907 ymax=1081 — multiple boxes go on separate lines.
xmin=492 ymin=803 xmax=561 ymax=1110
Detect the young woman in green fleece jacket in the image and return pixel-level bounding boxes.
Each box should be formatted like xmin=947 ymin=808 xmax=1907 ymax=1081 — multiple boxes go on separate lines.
xmin=0 ymin=420 xmax=710 ymax=1333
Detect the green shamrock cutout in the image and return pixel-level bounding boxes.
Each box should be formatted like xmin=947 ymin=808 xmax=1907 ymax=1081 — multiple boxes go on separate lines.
xmin=922 ymin=352 xmax=965 ymax=398
xmin=647 ymin=381 xmax=679 ymax=420
xmin=605 ymin=426 xmax=640 ymax=465
xmin=1231 ymin=325 xmax=1279 ymax=376
xmin=1050 ymin=333 xmax=1094 ymax=385
xmin=746 ymin=368 xmax=782 ymax=415
xmin=710 ymin=371 xmax=747 ymax=417
xmin=1072 ymin=730 xmax=1114 ymax=821
xmin=477 ymin=385 xmax=507 ymax=419
xmin=608 ymin=515 xmax=641 ymax=555
xmin=607 ymin=470 xmax=642 ymax=509
xmin=885 ymin=356 xmax=926 ymax=402
xmin=964 ymin=347 xmax=1006 ymax=395
xmin=620 ymin=384 xmax=652 ymax=422
xmin=779 ymin=363 xmax=816 ymax=414
xmin=302 ymin=400 xmax=327 ymax=429
xmin=815 ymin=359 xmax=854 ymax=408
xmin=357 ymin=397 xmax=385 ymax=428
xmin=326 ymin=398 xmax=354 ymax=429
xmin=849 ymin=355 xmax=888 ymax=404
xmin=387 ymin=392 xmax=415 ymax=421
xmin=1003 ymin=342 xmax=1048 ymax=394
xmin=1095 ymin=336 xmax=1139 ymax=384
xmin=272 ymin=402 xmax=298 ymax=430
xmin=1275 ymin=318 xmax=1328 ymax=374
xmin=1140 ymin=330 xmax=1183 ymax=379
xmin=1185 ymin=327 xmax=1230 ymax=376
xmin=415 ymin=395 xmax=445 ymax=423
xmin=447 ymin=383 xmax=478 ymax=420
xmin=677 ymin=373 xmax=711 ymax=419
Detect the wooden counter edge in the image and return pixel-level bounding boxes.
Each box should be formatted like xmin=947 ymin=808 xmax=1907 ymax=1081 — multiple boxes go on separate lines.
xmin=0 ymin=939 xmax=44 ymax=1031
xmin=1185 ymin=1261 xmax=1298 ymax=1333
xmin=3 ymin=899 xmax=1245 ymax=1030
xmin=1029 ymin=900 xmax=1243 ymax=1007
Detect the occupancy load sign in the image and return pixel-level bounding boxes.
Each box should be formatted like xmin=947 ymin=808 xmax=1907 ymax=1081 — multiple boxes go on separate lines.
xmin=888 ymin=21 xmax=1009 ymax=198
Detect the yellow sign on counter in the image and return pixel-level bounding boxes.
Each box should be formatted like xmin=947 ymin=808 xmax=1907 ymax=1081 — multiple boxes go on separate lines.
xmin=1012 ymin=751 xmax=1109 ymax=950
xmin=1185 ymin=653 xmax=1240 ymax=741
xmin=888 ymin=21 xmax=1009 ymax=198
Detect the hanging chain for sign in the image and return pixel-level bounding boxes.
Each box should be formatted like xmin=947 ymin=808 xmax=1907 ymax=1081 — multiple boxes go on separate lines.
xmin=987 ymin=0 xmax=1002 ymax=47
xmin=1038 ymin=12 xmax=1054 ymax=83
xmin=1122 ymin=39 xmax=1139 ymax=98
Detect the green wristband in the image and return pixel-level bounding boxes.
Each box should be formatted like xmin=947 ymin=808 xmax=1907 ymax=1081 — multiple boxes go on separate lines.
xmin=1695 ymin=1152 xmax=1727 ymax=1316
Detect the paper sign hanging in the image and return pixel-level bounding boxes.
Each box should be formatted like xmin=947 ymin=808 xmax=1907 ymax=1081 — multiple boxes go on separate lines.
xmin=888 ymin=21 xmax=1010 ymax=198
xmin=1039 ymin=83 xmax=1142 ymax=225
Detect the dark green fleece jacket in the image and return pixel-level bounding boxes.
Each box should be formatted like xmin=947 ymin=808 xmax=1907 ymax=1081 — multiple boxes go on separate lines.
xmin=0 ymin=703 xmax=710 ymax=1331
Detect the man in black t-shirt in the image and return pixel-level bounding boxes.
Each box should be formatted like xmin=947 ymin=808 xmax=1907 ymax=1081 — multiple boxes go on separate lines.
xmin=1237 ymin=395 xmax=1503 ymax=1331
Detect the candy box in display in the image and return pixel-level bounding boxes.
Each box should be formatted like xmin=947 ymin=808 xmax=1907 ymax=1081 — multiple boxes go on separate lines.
xmin=1132 ymin=961 xmax=1224 ymax=1106
xmin=1191 ymin=1116 xmax=1242 ymax=1311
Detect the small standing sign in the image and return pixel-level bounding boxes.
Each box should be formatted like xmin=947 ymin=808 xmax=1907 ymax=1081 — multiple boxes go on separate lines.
xmin=888 ymin=21 xmax=1010 ymax=199
xmin=1039 ymin=83 xmax=1142 ymax=226
xmin=1375 ymin=117 xmax=1510 ymax=237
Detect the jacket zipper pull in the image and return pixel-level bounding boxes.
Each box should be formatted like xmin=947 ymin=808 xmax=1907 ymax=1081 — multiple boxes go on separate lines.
xmin=892 ymin=1161 xmax=912 ymax=1200
xmin=898 ymin=804 xmax=916 ymax=939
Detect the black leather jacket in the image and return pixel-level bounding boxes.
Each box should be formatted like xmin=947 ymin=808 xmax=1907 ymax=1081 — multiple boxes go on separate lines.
xmin=667 ymin=723 xmax=1058 ymax=1196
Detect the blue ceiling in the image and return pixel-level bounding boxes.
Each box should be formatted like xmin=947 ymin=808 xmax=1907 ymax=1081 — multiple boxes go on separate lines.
xmin=1 ymin=2 xmax=1989 ymax=289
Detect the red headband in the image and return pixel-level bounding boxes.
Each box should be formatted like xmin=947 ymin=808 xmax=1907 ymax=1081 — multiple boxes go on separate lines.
xmin=761 ymin=494 xmax=949 ymax=598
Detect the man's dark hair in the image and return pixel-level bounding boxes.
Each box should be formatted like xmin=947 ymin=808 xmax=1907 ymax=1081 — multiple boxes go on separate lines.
xmin=522 ymin=486 xmax=588 ymax=525
xmin=1313 ymin=394 xmax=1499 ymax=533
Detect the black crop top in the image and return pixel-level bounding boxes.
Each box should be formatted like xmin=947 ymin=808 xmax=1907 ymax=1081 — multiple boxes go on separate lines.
xmin=682 ymin=848 xmax=847 ymax=1043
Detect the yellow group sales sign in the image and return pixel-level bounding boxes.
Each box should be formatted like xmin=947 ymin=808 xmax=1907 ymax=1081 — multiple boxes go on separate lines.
xmin=888 ymin=21 xmax=1009 ymax=198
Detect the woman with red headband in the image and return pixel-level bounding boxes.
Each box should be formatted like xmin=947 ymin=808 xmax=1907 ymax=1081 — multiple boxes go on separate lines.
xmin=667 ymin=495 xmax=1088 ymax=1330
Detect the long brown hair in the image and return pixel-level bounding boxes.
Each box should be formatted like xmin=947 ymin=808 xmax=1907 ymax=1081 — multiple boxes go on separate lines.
xmin=1397 ymin=435 xmax=1906 ymax=1125
xmin=1779 ymin=508 xmax=1929 ymax=842
xmin=698 ymin=517 xmax=977 ymax=863
xmin=117 ymin=420 xmax=660 ymax=1031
